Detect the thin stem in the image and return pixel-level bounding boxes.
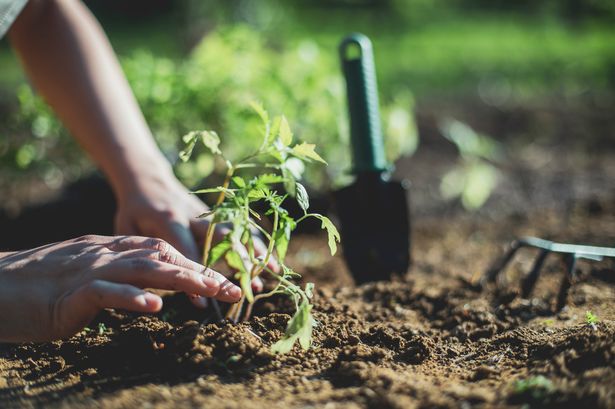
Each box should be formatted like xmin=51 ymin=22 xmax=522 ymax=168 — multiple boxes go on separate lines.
xmin=202 ymin=165 xmax=234 ymax=266
xmin=296 ymin=212 xmax=319 ymax=224
xmin=234 ymin=163 xmax=281 ymax=170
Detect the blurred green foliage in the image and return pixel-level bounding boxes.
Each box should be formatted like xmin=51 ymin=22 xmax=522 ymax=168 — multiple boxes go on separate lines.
xmin=4 ymin=24 xmax=418 ymax=190
xmin=1 ymin=0 xmax=614 ymax=199
xmin=439 ymin=119 xmax=501 ymax=209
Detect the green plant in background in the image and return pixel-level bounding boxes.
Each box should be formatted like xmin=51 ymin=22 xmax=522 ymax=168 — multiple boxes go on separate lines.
xmin=4 ymin=24 xmax=417 ymax=194
xmin=438 ymin=118 xmax=501 ymax=210
xmin=512 ymin=375 xmax=555 ymax=402
xmin=180 ymin=103 xmax=340 ymax=354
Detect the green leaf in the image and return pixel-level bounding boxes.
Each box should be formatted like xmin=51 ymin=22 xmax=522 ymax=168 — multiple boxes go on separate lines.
xmin=225 ymin=249 xmax=253 ymax=303
xmin=247 ymin=188 xmax=268 ymax=200
xmin=208 ymin=236 xmax=232 ymax=265
xmin=312 ymin=215 xmax=340 ymax=255
xmin=274 ymin=216 xmax=295 ymax=264
xmin=250 ymin=101 xmax=269 ymax=125
xmin=305 ymin=282 xmax=314 ymax=299
xmin=296 ymin=182 xmax=309 ymax=212
xmin=254 ymin=173 xmax=284 ymax=186
xmin=279 ymin=115 xmax=293 ymax=146
xmin=232 ymin=176 xmax=246 ymax=188
xmin=270 ymin=300 xmax=314 ymax=354
xmin=179 ymin=133 xmax=198 ymax=162
xmin=240 ymin=270 xmax=254 ymax=303
xmin=281 ymin=166 xmax=296 ymax=196
xmin=291 ymin=143 xmax=327 ymax=164
xmin=199 ymin=130 xmax=222 ymax=155
xmin=212 ymin=206 xmax=241 ymax=224
xmin=269 ymin=116 xmax=282 ymax=146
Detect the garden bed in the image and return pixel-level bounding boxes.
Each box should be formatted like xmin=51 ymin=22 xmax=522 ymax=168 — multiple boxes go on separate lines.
xmin=1 ymin=193 xmax=614 ymax=408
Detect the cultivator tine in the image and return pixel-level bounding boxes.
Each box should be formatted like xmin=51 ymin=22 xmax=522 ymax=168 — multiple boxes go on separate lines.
xmin=556 ymin=254 xmax=578 ymax=311
xmin=485 ymin=236 xmax=615 ymax=310
xmin=484 ymin=240 xmax=522 ymax=284
xmin=521 ymin=249 xmax=550 ymax=298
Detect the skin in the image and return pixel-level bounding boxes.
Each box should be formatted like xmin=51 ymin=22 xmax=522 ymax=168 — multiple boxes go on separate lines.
xmin=2 ymin=0 xmax=279 ymax=341
xmin=0 ymin=235 xmax=242 ymax=343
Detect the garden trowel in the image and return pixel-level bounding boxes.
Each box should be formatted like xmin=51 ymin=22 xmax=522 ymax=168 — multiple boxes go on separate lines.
xmin=334 ymin=33 xmax=411 ymax=284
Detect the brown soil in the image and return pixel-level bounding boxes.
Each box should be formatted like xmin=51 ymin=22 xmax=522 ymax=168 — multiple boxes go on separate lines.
xmin=1 ymin=194 xmax=615 ymax=409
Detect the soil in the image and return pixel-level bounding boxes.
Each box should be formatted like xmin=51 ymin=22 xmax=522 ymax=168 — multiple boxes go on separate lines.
xmin=1 ymin=97 xmax=615 ymax=408
xmin=1 ymin=194 xmax=615 ymax=409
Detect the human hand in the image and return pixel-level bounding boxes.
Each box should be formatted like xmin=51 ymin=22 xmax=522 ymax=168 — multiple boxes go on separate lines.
xmin=0 ymin=235 xmax=241 ymax=343
xmin=113 ymin=171 xmax=279 ymax=299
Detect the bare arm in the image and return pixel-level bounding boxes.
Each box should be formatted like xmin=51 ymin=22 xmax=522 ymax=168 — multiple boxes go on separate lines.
xmin=8 ymin=0 xmax=170 ymax=196
xmin=8 ymin=0 xmax=276 ymax=291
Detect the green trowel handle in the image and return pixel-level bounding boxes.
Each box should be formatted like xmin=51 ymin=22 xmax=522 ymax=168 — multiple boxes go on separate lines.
xmin=339 ymin=33 xmax=387 ymax=174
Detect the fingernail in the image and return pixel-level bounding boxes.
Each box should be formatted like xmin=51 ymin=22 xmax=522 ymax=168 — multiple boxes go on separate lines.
xmin=203 ymin=276 xmax=219 ymax=288
xmin=227 ymin=285 xmax=242 ymax=299
xmin=142 ymin=293 xmax=161 ymax=308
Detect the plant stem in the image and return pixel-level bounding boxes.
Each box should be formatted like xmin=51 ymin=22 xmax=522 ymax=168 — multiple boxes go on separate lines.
xmin=202 ymin=165 xmax=235 ymax=266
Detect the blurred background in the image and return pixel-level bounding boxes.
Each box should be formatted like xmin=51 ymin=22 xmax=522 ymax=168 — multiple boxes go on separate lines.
xmin=1 ymin=0 xmax=614 ymax=221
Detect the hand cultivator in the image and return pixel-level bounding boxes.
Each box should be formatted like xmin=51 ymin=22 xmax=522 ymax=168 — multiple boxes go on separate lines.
xmin=483 ymin=237 xmax=615 ymax=310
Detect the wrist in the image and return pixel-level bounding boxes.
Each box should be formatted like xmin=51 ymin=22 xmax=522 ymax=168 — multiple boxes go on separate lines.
xmin=106 ymin=151 xmax=177 ymax=201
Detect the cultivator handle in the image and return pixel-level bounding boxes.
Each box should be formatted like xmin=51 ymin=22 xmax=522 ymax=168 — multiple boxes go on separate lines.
xmin=339 ymin=33 xmax=388 ymax=174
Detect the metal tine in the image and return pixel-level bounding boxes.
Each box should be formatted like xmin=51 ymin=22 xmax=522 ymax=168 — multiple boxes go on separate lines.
xmin=484 ymin=240 xmax=523 ymax=284
xmin=556 ymin=254 xmax=578 ymax=311
xmin=521 ymin=249 xmax=550 ymax=298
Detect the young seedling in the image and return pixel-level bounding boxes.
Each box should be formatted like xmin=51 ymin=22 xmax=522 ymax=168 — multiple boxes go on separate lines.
xmin=585 ymin=310 xmax=599 ymax=329
xmin=180 ymin=103 xmax=340 ymax=353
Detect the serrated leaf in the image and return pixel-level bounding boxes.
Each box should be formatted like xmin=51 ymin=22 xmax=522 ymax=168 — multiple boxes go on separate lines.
xmin=270 ymin=300 xmax=314 ymax=354
xmin=247 ymin=188 xmax=268 ymax=200
xmin=199 ymin=130 xmax=222 ymax=155
xmin=208 ymin=236 xmax=232 ymax=265
xmin=250 ymin=101 xmax=269 ymax=125
xmin=296 ymin=182 xmax=309 ymax=212
xmin=269 ymin=116 xmax=282 ymax=146
xmin=313 ymin=215 xmax=340 ymax=255
xmin=291 ymin=143 xmax=327 ymax=164
xmin=232 ymin=176 xmax=246 ymax=188
xmin=255 ymin=173 xmax=285 ymax=186
xmin=279 ymin=115 xmax=293 ymax=146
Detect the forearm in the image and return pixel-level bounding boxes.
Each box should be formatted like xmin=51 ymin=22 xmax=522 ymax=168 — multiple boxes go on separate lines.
xmin=8 ymin=0 xmax=173 ymax=197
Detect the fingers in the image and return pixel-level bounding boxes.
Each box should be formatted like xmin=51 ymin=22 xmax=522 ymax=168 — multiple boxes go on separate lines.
xmin=93 ymin=257 xmax=242 ymax=303
xmin=150 ymin=219 xmax=200 ymax=261
xmin=55 ymin=280 xmax=162 ymax=340
xmin=63 ymin=280 xmax=162 ymax=324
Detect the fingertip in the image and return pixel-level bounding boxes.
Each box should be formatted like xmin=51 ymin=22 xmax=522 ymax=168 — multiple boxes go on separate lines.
xmin=251 ymin=276 xmax=264 ymax=293
xmin=139 ymin=292 xmax=163 ymax=312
